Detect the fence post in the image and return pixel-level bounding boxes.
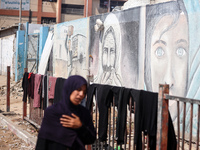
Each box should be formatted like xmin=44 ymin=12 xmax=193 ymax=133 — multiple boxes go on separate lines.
xmin=156 ymin=84 xmax=169 ymax=150
xmin=7 ymin=66 xmax=10 ymax=112
xmin=22 ymin=68 xmax=28 ymax=120
xmin=47 ymin=71 xmax=53 ymax=107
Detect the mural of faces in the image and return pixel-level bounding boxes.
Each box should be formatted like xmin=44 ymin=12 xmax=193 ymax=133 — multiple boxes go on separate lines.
xmin=102 ymin=27 xmax=116 ymax=72
xmin=92 ymin=13 xmax=122 ymax=86
xmin=151 ymin=14 xmax=189 ymax=97
xmin=145 ymin=1 xmax=189 ymax=98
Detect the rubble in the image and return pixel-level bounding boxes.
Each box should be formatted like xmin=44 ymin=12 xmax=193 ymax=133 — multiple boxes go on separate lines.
xmin=0 ymin=78 xmax=23 ymax=97
xmin=0 ymin=121 xmax=35 ymax=150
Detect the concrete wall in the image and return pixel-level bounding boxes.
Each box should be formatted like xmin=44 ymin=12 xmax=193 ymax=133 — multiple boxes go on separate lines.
xmin=30 ymin=0 xmax=38 ymax=11
xmin=53 ymin=0 xmax=200 ymax=139
xmin=0 ymin=34 xmax=15 ymax=77
xmin=61 ymin=14 xmax=84 ymax=22
xmin=42 ymin=1 xmax=57 ymax=13
xmin=0 ymin=15 xmax=30 ymax=28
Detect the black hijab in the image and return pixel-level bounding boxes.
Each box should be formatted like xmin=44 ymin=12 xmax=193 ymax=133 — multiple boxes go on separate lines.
xmin=38 ymin=75 xmax=88 ymax=148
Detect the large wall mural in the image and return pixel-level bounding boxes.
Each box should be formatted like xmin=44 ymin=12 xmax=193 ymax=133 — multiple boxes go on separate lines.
xmin=52 ymin=0 xmax=200 ymax=139
xmin=53 ymin=18 xmax=88 ymax=79
xmin=89 ymin=8 xmax=140 ymax=88
xmin=144 ymin=0 xmax=195 ymax=137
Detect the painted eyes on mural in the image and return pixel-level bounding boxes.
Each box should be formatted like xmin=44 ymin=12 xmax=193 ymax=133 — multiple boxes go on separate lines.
xmin=155 ymin=47 xmax=165 ymax=58
xmin=110 ymin=48 xmax=115 ymax=54
xmin=103 ymin=48 xmax=108 ymax=54
xmin=103 ymin=47 xmax=115 ymax=54
xmin=176 ymin=47 xmax=186 ymax=57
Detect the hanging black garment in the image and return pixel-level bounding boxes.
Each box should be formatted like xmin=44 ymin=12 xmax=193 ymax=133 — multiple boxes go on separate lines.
xmin=28 ymin=73 xmax=35 ymax=99
xmin=43 ymin=75 xmax=47 ymax=110
xmin=54 ymin=77 xmax=66 ymax=104
xmin=110 ymin=86 xmax=121 ymax=107
xmin=116 ymin=87 xmax=128 ymax=144
xmin=97 ymin=84 xmax=113 ymax=141
xmin=115 ymin=88 xmax=140 ymax=145
xmin=134 ymin=90 xmax=176 ymax=150
xmin=86 ymin=84 xmax=98 ymax=110
xmin=86 ymin=84 xmax=114 ymax=142
xmin=134 ymin=90 xmax=157 ymax=150
xmin=22 ymin=72 xmax=29 ymax=102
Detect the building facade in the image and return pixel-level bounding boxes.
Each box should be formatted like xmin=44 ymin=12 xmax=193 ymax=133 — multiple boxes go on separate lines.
xmin=0 ymin=0 xmax=127 ymax=29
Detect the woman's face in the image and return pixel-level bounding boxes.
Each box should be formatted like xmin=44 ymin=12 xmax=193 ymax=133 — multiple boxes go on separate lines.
xmin=102 ymin=32 xmax=116 ymax=71
xmin=70 ymin=84 xmax=87 ymax=105
xmin=151 ymin=14 xmax=188 ymax=96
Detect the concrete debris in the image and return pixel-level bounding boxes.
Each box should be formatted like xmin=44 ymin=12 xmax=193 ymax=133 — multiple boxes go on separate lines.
xmin=0 ymin=78 xmax=23 ymax=97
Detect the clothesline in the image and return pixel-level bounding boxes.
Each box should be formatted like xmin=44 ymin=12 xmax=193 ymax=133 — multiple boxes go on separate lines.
xmin=21 ymin=73 xmax=177 ymax=149
xmin=22 ymin=72 xmax=64 ymax=110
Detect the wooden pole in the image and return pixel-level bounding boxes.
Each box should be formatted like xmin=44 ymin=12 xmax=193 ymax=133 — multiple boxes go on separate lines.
xmin=156 ymin=84 xmax=169 ymax=150
xmin=22 ymin=68 xmax=28 ymax=119
xmin=6 ymin=66 xmax=10 ymax=112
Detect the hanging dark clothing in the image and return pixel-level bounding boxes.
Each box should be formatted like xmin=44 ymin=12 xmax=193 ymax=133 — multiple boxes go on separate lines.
xmin=54 ymin=77 xmax=66 ymax=104
xmin=134 ymin=90 xmax=177 ymax=150
xmin=86 ymin=84 xmax=114 ymax=142
xmin=28 ymin=73 xmax=35 ymax=99
xmin=36 ymin=75 xmax=96 ymax=150
xmin=130 ymin=88 xmax=141 ymax=113
xmin=86 ymin=84 xmax=98 ymax=110
xmin=110 ymin=86 xmax=121 ymax=107
xmin=22 ymin=72 xmax=29 ymax=102
xmin=97 ymin=85 xmax=114 ymax=142
xmin=115 ymin=87 xmax=125 ymax=144
xmin=43 ymin=75 xmax=47 ymax=110
xmin=116 ymin=88 xmax=131 ymax=144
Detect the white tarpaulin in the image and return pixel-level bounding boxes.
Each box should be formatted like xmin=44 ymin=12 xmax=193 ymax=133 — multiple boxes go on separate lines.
xmin=38 ymin=31 xmax=54 ymax=75
xmin=0 ymin=35 xmax=15 ymax=76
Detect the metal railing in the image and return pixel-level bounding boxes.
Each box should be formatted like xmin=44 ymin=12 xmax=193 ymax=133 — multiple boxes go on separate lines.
xmin=156 ymin=84 xmax=200 ymax=150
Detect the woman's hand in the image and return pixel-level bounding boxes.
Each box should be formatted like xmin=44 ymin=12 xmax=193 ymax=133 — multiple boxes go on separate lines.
xmin=60 ymin=113 xmax=82 ymax=129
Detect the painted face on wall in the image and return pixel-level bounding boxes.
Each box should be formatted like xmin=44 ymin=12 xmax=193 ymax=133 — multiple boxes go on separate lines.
xmin=102 ymin=27 xmax=116 ymax=72
xmin=151 ymin=14 xmax=189 ymax=97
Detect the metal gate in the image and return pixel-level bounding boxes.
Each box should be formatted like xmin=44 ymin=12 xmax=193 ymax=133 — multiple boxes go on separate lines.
xmin=27 ymin=33 xmax=39 ymax=73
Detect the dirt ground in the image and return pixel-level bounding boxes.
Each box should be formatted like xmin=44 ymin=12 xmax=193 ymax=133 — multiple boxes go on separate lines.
xmin=0 ymin=75 xmax=37 ymax=150
xmin=0 ymin=75 xmax=23 ymax=114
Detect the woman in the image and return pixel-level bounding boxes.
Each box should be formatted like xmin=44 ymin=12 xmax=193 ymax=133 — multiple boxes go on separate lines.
xmin=35 ymin=75 xmax=96 ymax=150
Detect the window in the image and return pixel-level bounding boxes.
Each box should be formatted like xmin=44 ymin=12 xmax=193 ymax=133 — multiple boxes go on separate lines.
xmin=100 ymin=0 xmax=125 ymax=10
xmin=61 ymin=4 xmax=84 ymax=15
xmin=41 ymin=17 xmax=56 ymax=24
xmin=110 ymin=1 xmax=125 ymax=11
xmin=100 ymin=0 xmax=108 ymax=8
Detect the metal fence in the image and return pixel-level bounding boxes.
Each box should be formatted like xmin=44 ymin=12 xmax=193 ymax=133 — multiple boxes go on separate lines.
xmin=87 ymin=94 xmax=137 ymax=150
xmin=157 ymin=84 xmax=200 ymax=150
